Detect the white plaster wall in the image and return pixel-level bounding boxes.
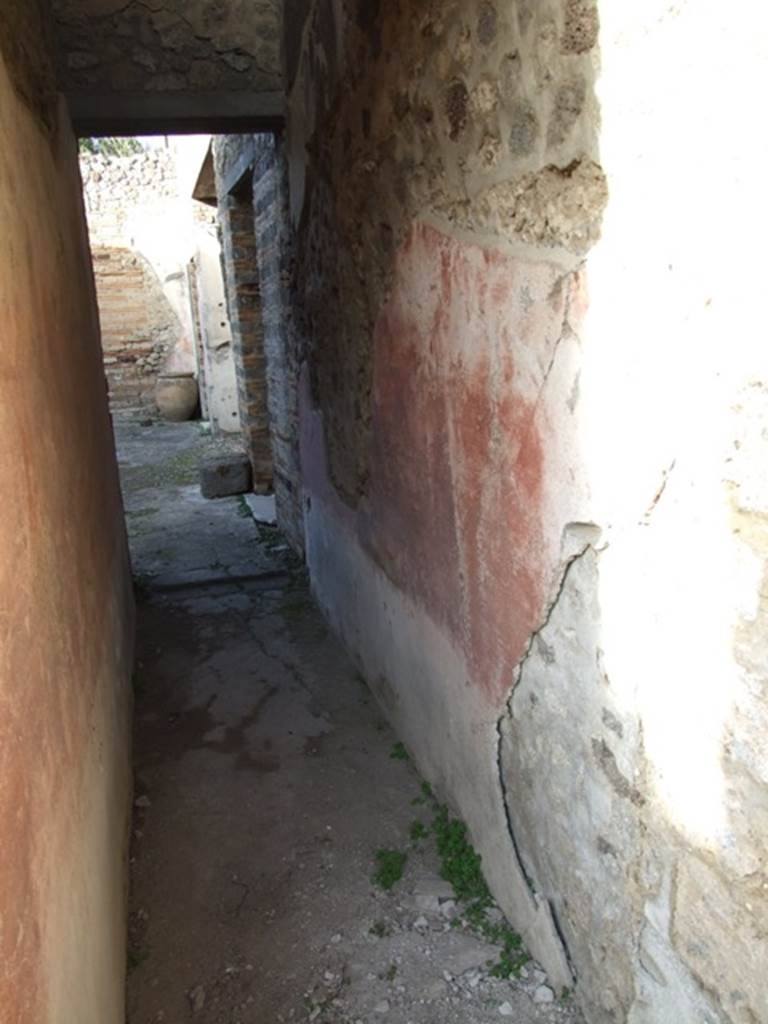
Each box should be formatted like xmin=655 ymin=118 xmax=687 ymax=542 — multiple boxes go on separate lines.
xmin=564 ymin=3 xmax=768 ymax=1019
xmin=193 ymin=234 xmax=241 ymax=434
xmin=123 ymin=171 xmax=197 ymax=376
xmin=491 ymin=4 xmax=768 ymax=1015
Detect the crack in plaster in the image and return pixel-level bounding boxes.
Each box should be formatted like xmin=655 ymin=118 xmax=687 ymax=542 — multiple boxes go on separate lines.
xmin=494 ymin=713 xmax=541 ymax=897
xmin=640 ymin=458 xmax=676 ymax=525
xmin=494 ymin=540 xmax=601 ymax=979
xmin=535 ymin=264 xmax=583 ymax=413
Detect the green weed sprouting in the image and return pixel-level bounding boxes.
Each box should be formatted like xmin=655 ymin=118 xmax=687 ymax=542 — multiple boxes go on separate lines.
xmin=429 ymin=798 xmax=530 ymax=979
xmin=373 ymin=848 xmax=407 ymax=890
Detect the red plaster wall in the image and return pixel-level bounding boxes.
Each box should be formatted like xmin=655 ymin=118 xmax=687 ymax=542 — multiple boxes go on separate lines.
xmin=0 ymin=51 xmax=134 ymax=1024
xmin=305 ymin=221 xmax=578 ymax=703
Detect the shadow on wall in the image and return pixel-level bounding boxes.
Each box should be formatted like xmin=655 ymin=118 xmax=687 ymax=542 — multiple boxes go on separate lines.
xmin=0 ymin=6 xmax=134 ymax=1021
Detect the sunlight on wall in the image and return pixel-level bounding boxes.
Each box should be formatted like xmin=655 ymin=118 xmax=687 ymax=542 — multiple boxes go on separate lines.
xmin=578 ymin=0 xmax=768 ymax=849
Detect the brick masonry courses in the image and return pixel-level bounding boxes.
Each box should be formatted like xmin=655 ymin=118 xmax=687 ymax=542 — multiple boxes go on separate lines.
xmin=215 ymin=172 xmax=274 ymax=493
xmin=251 ymin=134 xmax=304 ymax=553
xmin=80 ymin=148 xmax=202 ymax=411
xmin=213 ymin=132 xmax=304 ymax=544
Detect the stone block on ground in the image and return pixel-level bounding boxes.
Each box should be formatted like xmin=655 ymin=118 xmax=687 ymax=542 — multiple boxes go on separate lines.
xmin=200 ymin=453 xmax=252 ymax=499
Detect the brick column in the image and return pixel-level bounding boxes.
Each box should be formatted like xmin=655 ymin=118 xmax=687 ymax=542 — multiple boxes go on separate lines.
xmin=252 ymin=135 xmax=305 ymax=552
xmin=218 ymin=192 xmax=273 ymax=492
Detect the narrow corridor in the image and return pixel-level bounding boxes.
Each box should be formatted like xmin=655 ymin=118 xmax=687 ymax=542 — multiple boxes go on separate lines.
xmin=119 ymin=421 xmax=582 ymax=1024
xmin=2 ymin=3 xmax=765 ymax=1020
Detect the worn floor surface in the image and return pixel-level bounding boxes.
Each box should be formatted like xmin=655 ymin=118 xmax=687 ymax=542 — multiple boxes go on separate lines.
xmin=118 ymin=419 xmax=583 ymax=1024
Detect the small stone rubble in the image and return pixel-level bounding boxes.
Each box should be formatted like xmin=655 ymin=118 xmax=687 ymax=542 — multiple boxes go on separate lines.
xmin=291 ymin=870 xmax=582 ymax=1024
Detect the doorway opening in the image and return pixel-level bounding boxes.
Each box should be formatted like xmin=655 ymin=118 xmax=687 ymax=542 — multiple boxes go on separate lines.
xmin=75 ymin=128 xmax=563 ymax=1024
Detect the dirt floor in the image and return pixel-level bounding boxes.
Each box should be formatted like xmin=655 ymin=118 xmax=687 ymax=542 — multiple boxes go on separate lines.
xmin=118 ymin=418 xmax=584 ymax=1024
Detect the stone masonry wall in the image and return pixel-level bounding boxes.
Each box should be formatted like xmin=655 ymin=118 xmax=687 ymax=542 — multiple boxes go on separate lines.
xmin=214 ymin=136 xmax=273 ymax=491
xmin=288 ymin=0 xmax=604 ymax=994
xmin=287 ymin=0 xmax=604 ymax=504
xmin=81 ymin=148 xmax=202 ymax=410
xmin=252 ymin=134 xmax=304 ymax=552
xmin=52 ymin=0 xmax=282 ymax=97
xmin=213 ymin=132 xmax=304 ymax=535
xmin=286 ymin=2 xmax=768 ymax=1023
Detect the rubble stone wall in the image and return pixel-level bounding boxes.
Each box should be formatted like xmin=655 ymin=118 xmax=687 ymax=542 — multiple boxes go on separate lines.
xmin=52 ymin=0 xmax=282 ymax=98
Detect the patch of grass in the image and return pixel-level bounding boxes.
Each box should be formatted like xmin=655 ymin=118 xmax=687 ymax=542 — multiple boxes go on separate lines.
xmin=369 ymin=920 xmax=390 ymax=938
xmin=390 ymin=741 xmax=408 ymax=761
xmin=236 ymin=494 xmax=252 ymax=518
xmin=430 ymin=802 xmax=529 ymax=978
xmin=373 ymin=848 xmax=407 ymax=890
xmin=486 ymin=922 xmax=529 ymax=978
xmin=411 ymin=779 xmax=434 ymax=806
xmin=409 ymin=820 xmax=429 ymax=842
xmin=432 ymin=804 xmax=491 ymax=906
